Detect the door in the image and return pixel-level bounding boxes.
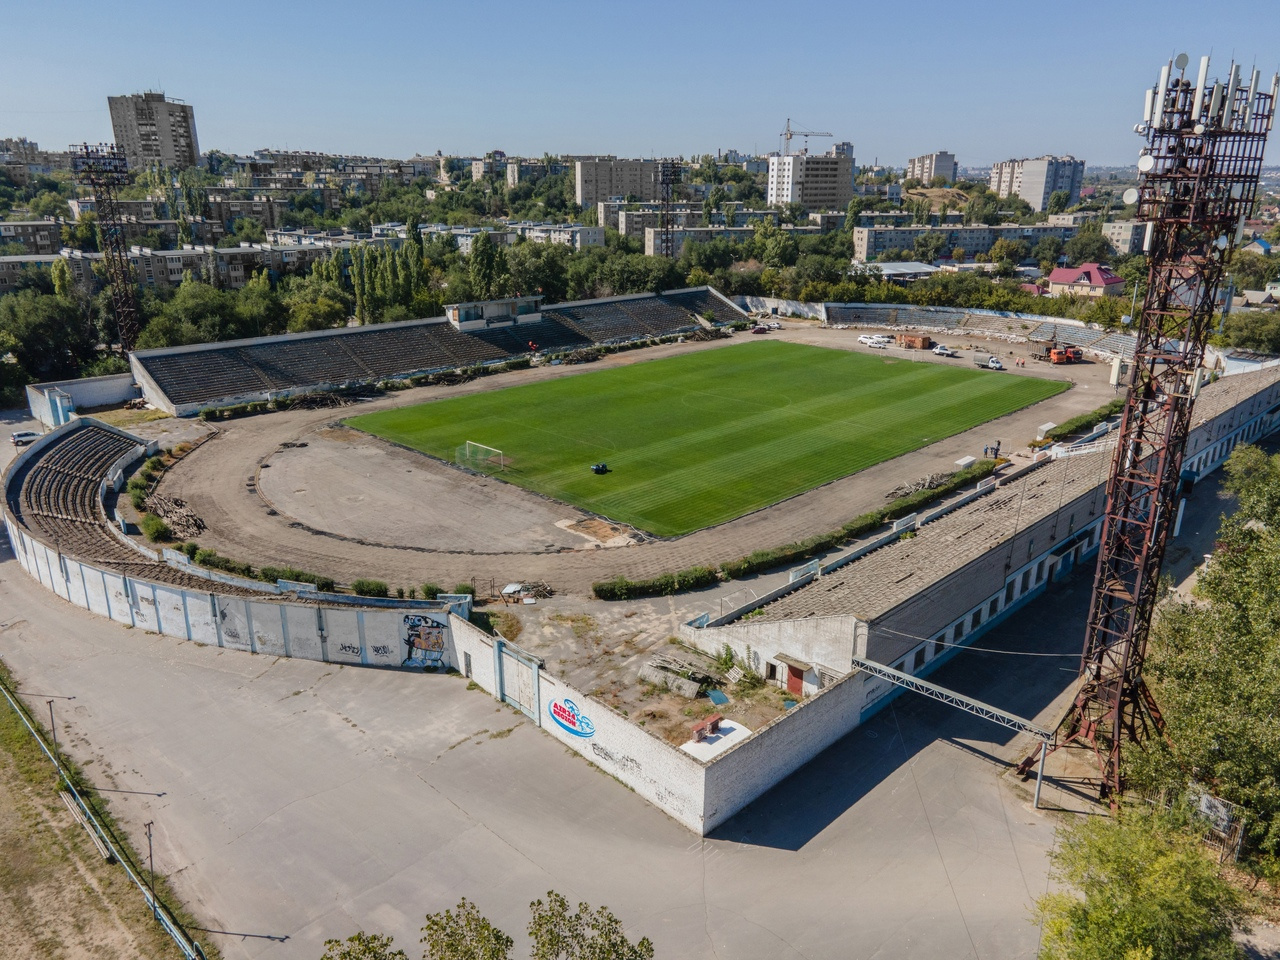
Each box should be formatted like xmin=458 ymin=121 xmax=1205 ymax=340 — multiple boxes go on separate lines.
xmin=786 ymin=664 xmax=804 ymax=695
xmin=495 ymin=638 xmax=540 ymax=722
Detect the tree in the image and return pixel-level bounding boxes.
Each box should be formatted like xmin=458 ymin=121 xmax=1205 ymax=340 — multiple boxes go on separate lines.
xmin=320 ymin=931 xmax=407 ymax=960
xmin=527 ymin=891 xmax=654 ymax=960
xmin=468 ymin=232 xmax=504 ymax=301
xmin=1046 ymin=190 xmax=1071 ymax=215
xmin=1063 ymin=221 xmax=1115 ymax=266
xmin=1034 ymin=808 xmax=1246 ymax=960
xmin=1130 ymin=444 xmax=1280 ymax=856
xmin=0 ymin=289 xmax=95 ymax=381
xmin=1033 ymin=236 xmax=1064 ymax=272
xmin=420 ymin=898 xmax=513 ymax=960
xmin=61 ymin=213 xmax=99 ymax=252
xmin=988 ymin=238 xmax=1029 ymax=265
xmin=912 ymin=233 xmax=946 ymax=264
xmin=950 ymin=247 xmax=966 ymax=263
xmin=1226 ymin=249 xmax=1279 ymax=292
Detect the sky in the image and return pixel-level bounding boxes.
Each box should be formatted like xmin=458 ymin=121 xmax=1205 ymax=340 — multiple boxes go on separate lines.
xmin=3 ymin=0 xmax=1279 ymax=169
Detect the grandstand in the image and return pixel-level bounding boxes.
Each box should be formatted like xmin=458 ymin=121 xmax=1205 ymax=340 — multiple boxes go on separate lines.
xmin=5 ymin=421 xmax=262 ymax=593
xmin=131 ymin=286 xmax=744 ymax=415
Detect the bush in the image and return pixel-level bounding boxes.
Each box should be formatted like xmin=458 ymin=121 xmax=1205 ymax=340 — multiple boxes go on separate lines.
xmin=192 ymin=548 xmax=254 ymax=577
xmin=451 ymin=583 xmax=476 ymax=597
xmin=181 ymin=541 xmax=199 ymax=560
xmin=420 ymin=582 xmax=443 ymax=600
xmin=129 ymin=490 xmax=146 ymax=511
xmin=1044 ymin=398 xmax=1126 ymax=442
xmin=139 ymin=513 xmax=172 ymax=542
xmin=258 ymin=566 xmax=336 ymax=592
xmin=591 ymin=565 xmax=721 ymax=601
xmin=145 ymin=456 xmax=165 ymax=473
xmin=352 ymin=578 xmax=389 ymax=598
xmin=396 ymin=587 xmax=405 ymax=599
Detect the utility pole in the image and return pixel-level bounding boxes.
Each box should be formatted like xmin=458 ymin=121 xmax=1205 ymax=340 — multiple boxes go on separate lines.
xmin=145 ymin=820 xmax=156 ymax=922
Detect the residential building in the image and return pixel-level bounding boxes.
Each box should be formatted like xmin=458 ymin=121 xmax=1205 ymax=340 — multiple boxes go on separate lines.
xmin=68 ymin=197 xmax=168 ymax=221
xmin=617 ymin=207 xmax=777 ymax=240
xmin=0 ymin=250 xmax=99 ymax=294
xmin=0 ymin=138 xmax=73 ymax=173
xmin=851 ymin=223 xmax=1079 ymax=261
xmin=906 ymin=151 xmax=958 ymax=185
xmin=598 ymin=200 xmax=701 ymax=232
xmin=471 ymin=152 xmax=508 ymax=181
xmin=831 ymin=142 xmax=856 ymax=159
xmin=1102 ymin=220 xmax=1146 ymax=256
xmin=644 ymin=224 xmax=820 ymax=258
xmin=767 ymin=152 xmax=855 ymax=211
xmin=989 ymin=156 xmax=1085 ymax=212
xmin=1046 ymin=262 xmax=1125 ymax=298
xmin=509 ymin=223 xmax=604 ymax=250
xmin=0 ymin=220 xmax=64 ymax=255
xmin=855 ymin=181 xmax=904 ymax=204
xmin=108 ymin=92 xmax=200 ymax=170
xmin=505 ymin=159 xmax=568 ymax=188
xmin=574 ymin=159 xmax=664 ymax=207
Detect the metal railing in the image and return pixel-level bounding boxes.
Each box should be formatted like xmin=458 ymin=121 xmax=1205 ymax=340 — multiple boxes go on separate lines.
xmin=0 ymin=676 xmax=207 ymax=959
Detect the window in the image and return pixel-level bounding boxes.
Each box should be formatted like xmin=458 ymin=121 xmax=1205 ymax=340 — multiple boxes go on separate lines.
xmin=1036 ymin=559 xmax=1046 ymax=584
xmin=954 ymin=621 xmax=964 ymax=641
xmin=463 ymin=652 xmax=472 ymax=678
xmin=1005 ymin=581 xmax=1016 ymax=604
xmin=971 ymin=610 xmax=982 ymax=630
xmin=765 ymin=662 xmax=778 ymax=682
xmin=913 ymin=648 xmax=925 ymax=670
xmin=894 ymin=662 xmax=905 ymax=674
xmin=989 ymin=598 xmax=999 ymax=617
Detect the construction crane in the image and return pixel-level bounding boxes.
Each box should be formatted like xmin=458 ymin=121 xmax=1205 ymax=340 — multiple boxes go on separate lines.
xmin=1017 ymin=53 xmax=1276 ymax=803
xmin=779 ymin=118 xmax=832 ymax=156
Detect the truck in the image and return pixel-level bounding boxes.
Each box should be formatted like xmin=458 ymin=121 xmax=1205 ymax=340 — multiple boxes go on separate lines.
xmin=973 ymin=354 xmax=1004 ymax=370
xmin=932 ymin=344 xmax=958 ymax=358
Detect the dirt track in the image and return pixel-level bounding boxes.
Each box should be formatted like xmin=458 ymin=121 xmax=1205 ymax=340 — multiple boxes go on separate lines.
xmin=157 ymin=328 xmax=1114 ymax=596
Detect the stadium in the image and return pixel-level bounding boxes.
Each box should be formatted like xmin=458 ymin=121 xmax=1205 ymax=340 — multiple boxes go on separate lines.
xmin=9 ymin=284 xmax=1280 ymax=832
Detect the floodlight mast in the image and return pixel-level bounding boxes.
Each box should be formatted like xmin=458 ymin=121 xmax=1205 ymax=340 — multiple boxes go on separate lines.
xmin=71 ymin=143 xmax=141 ymax=353
xmin=1019 ymin=55 xmax=1275 ymax=802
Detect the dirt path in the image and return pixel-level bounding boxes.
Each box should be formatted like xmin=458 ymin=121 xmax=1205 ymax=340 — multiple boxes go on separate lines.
xmin=156 ymin=329 xmax=1113 ymax=596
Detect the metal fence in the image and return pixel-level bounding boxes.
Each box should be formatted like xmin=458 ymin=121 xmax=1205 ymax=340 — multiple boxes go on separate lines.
xmin=0 ymin=676 xmax=208 ymax=959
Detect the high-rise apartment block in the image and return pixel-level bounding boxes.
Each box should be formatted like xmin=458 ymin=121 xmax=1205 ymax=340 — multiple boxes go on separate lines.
xmin=988 ymin=155 xmax=1084 ymax=212
xmin=574 ymin=159 xmax=662 ymax=207
xmin=108 ymin=92 xmax=200 ymax=170
xmin=906 ymin=151 xmax=958 ymax=185
xmin=766 ymin=152 xmax=855 ymax=211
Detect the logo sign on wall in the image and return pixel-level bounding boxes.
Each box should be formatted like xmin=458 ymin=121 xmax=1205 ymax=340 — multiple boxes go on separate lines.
xmin=548 ymin=698 xmax=596 ymax=738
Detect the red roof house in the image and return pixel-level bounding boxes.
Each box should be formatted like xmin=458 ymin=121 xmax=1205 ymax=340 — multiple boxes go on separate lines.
xmin=1046 ymin=262 xmax=1125 ymax=298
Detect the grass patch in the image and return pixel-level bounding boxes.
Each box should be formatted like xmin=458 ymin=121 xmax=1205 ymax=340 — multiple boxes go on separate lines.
xmin=348 ymin=340 xmax=1065 ymax=536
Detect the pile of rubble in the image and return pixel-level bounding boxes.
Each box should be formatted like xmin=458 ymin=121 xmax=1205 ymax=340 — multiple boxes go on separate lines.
xmin=144 ymin=494 xmax=206 ymax=540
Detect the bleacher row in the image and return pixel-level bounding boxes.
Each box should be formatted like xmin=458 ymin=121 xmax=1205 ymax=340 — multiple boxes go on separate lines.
xmin=8 ymin=424 xmax=258 ymax=593
xmin=827 ymin=305 xmax=1139 ymax=358
xmin=136 ymin=288 xmax=739 ymax=410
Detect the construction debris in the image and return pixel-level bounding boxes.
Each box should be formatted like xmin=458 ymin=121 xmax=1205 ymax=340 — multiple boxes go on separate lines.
xmin=886 ymin=472 xmax=952 ymax=500
xmin=144 ymin=494 xmax=206 ymax=540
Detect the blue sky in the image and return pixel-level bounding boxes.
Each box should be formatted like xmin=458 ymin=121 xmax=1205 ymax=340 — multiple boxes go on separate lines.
xmin=4 ymin=0 xmax=1278 ymax=168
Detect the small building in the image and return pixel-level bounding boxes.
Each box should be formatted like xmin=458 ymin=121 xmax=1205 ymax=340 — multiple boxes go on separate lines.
xmin=1046 ymin=262 xmax=1125 ymax=298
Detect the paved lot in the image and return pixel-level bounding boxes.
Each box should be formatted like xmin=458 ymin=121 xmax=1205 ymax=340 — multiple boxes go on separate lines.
xmin=0 ymin=547 xmax=1080 ymax=960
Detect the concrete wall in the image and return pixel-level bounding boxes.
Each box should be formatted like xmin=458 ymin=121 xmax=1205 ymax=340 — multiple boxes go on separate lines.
xmin=734 ymin=296 xmax=826 ymax=321
xmin=701 ymin=670 xmax=869 ymax=832
xmin=680 ymin=614 xmax=863 ymax=688
xmin=26 ymin=373 xmax=138 ymax=428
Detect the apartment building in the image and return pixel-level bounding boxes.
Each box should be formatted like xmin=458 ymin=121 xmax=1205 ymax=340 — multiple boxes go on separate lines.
xmin=574 ymin=159 xmax=664 ymax=207
xmin=852 ymin=223 xmax=1079 ymax=261
xmin=906 ymin=151 xmax=958 ymax=185
xmin=597 ymin=200 xmax=701 ymax=231
xmin=988 ymin=156 xmax=1085 ymax=212
xmin=0 ymin=220 xmax=65 ymax=254
xmin=767 ymin=153 xmax=855 ymax=211
xmin=108 ymin=92 xmax=200 ymax=170
xmin=1102 ymin=220 xmax=1146 ymax=256
xmin=616 ymin=207 xmax=778 ymax=240
xmin=510 ymin=223 xmax=604 ymax=250
xmin=644 ymin=224 xmax=820 ymax=258
xmin=505 ymin=159 xmax=568 ymax=188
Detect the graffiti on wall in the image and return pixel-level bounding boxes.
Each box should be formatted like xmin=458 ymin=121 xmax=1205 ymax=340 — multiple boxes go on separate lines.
xmin=402 ymin=614 xmax=446 ymax=669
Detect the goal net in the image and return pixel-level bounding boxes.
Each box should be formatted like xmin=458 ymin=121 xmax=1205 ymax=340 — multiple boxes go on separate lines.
xmin=455 ymin=441 xmax=506 ymax=472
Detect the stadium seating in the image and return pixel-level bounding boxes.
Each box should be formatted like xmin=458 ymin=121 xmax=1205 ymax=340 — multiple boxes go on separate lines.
xmin=8 ymin=424 xmax=253 ymax=592
xmin=1026 ymin=322 xmax=1105 ymax=349
xmin=133 ymin=288 xmax=746 ymax=411
xmin=1089 ymin=332 xmax=1139 ymax=357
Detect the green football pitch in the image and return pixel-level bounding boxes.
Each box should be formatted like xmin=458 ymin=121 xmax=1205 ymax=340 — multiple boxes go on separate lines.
xmin=346 ymin=341 xmax=1067 ymax=537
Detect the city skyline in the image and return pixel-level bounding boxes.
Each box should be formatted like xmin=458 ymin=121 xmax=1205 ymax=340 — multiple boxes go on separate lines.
xmin=2 ymin=0 xmax=1278 ymax=168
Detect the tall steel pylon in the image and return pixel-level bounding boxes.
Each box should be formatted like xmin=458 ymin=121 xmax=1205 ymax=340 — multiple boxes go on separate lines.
xmin=1021 ymin=56 xmax=1276 ymax=802
xmin=71 ymin=144 xmax=141 ymax=353
xmin=657 ymin=159 xmax=681 ymax=258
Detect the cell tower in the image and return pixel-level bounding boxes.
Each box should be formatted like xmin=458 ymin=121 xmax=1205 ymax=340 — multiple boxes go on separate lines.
xmin=71 ymin=144 xmax=141 ymax=353
xmin=1021 ymin=55 xmax=1276 ymax=800
xmin=657 ymin=159 xmax=681 ymax=258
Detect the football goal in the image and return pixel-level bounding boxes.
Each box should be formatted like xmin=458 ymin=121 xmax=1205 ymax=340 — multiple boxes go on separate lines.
xmin=455 ymin=441 xmax=506 ymax=472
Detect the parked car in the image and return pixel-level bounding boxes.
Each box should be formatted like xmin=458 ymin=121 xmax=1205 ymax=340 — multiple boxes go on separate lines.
xmin=932 ymin=344 xmax=958 ymax=358
xmin=766 ymin=321 xmax=782 ymax=330
xmin=751 ymin=325 xmax=770 ymax=334
xmin=10 ymin=431 xmax=39 ymax=446
xmin=859 ymin=334 xmax=893 ymax=347
xmin=973 ymin=354 xmax=1004 ymax=370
